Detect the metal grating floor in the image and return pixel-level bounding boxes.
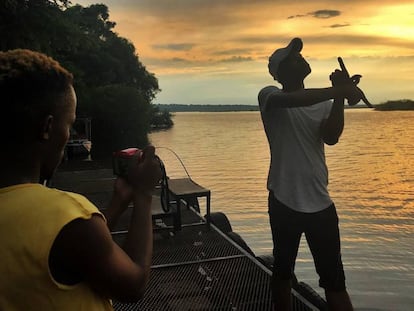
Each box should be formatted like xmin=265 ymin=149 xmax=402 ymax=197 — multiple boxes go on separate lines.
xmin=113 ymin=223 xmax=319 ymax=311
xmin=153 ymin=226 xmax=243 ymax=266
xmin=51 ymin=168 xmax=322 ymax=311
xmin=114 ymin=256 xmax=271 ymax=311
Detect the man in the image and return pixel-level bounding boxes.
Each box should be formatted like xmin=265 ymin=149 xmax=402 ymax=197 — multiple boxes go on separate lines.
xmin=0 ymin=49 xmax=162 ymax=310
xmin=258 ymin=38 xmax=359 ymax=310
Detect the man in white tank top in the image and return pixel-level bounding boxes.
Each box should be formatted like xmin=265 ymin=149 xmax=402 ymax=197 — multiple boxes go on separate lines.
xmin=258 ymin=38 xmax=361 ymax=311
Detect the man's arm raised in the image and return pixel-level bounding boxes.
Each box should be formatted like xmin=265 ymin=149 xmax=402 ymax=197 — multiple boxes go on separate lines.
xmin=265 ymin=84 xmax=361 ymax=109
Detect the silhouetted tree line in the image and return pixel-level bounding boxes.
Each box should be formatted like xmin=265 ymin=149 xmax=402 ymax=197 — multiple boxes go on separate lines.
xmin=156 ymin=104 xmax=259 ymax=112
xmin=374 ymin=99 xmax=414 ymax=111
xmin=0 ymin=0 xmax=172 ymax=156
xmin=150 ymin=106 xmax=174 ymax=129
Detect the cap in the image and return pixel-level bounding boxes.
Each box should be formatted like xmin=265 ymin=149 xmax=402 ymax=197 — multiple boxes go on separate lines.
xmin=268 ymin=38 xmax=303 ymax=81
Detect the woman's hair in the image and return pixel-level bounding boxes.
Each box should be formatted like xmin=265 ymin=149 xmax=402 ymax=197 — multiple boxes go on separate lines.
xmin=0 ymin=49 xmax=74 ymax=142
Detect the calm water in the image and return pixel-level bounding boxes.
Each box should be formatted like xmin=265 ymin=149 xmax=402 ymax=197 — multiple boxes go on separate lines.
xmin=149 ymin=110 xmax=414 ymax=311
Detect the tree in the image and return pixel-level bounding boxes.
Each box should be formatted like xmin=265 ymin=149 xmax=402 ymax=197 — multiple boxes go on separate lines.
xmin=150 ymin=106 xmax=174 ymax=130
xmin=87 ymin=85 xmax=151 ymax=155
xmin=0 ymin=1 xmax=167 ymax=156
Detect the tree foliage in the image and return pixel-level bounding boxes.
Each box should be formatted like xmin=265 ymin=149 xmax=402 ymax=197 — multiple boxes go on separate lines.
xmin=374 ymin=99 xmax=414 ymax=111
xmin=150 ymin=106 xmax=174 ymax=130
xmin=0 ymin=0 xmax=167 ymax=156
xmin=88 ymin=85 xmax=151 ymax=154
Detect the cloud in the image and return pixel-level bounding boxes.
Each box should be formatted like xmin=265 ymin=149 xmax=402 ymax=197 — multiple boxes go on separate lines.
xmin=329 ymin=23 xmax=351 ymax=28
xmin=219 ymin=56 xmax=253 ymax=63
xmin=149 ymin=55 xmax=253 ymax=68
xmin=170 ymin=57 xmax=190 ymax=63
xmin=152 ymin=43 xmax=195 ymax=51
xmin=287 ymin=14 xmax=308 ymax=19
xmin=311 ymin=10 xmax=341 ymax=18
xmin=288 ymin=9 xmax=341 ymax=19
xmin=213 ymin=48 xmax=252 ymax=56
xmin=74 ymin=0 xmax=414 ymax=105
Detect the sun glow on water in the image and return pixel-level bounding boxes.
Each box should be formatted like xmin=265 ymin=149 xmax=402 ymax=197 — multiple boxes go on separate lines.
xmin=150 ymin=110 xmax=414 ymax=309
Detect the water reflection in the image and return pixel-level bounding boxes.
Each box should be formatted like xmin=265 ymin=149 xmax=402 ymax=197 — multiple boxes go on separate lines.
xmin=150 ymin=110 xmax=414 ymax=310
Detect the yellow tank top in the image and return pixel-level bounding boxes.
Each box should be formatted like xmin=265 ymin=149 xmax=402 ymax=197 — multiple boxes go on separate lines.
xmin=0 ymin=183 xmax=113 ymax=311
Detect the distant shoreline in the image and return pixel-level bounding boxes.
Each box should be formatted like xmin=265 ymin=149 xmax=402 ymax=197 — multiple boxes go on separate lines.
xmin=373 ymin=100 xmax=414 ymax=111
xmin=155 ymin=104 xmax=259 ymax=112
xmin=155 ymin=104 xmax=374 ymax=113
xmin=156 ymin=100 xmax=414 ymax=112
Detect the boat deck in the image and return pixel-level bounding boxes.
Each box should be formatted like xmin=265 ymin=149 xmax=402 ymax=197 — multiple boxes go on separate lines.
xmin=51 ymin=167 xmax=323 ymax=310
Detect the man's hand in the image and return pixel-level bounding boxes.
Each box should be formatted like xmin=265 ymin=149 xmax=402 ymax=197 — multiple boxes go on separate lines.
xmin=331 ymin=57 xmax=373 ymax=107
xmin=127 ymin=145 xmax=163 ymax=196
xmin=113 ymin=177 xmax=134 ymax=205
xmin=330 ymin=69 xmax=350 ymax=87
xmin=329 ymin=69 xmax=361 ymax=105
xmin=103 ymin=177 xmax=134 ymax=230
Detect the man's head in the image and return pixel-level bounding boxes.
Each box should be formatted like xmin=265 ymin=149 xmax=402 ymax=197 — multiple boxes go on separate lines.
xmin=0 ymin=49 xmax=76 ymax=181
xmin=268 ymin=38 xmax=311 ymax=85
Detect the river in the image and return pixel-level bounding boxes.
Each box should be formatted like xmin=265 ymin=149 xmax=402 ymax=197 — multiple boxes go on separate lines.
xmin=149 ymin=109 xmax=414 ymax=311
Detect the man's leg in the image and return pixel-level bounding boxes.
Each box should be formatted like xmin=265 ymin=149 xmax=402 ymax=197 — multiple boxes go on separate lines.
xmin=268 ymin=192 xmax=302 ymax=311
xmin=325 ymin=289 xmax=353 ymax=311
xmin=305 ymin=204 xmax=353 ymax=311
xmin=271 ymin=277 xmax=292 ymax=311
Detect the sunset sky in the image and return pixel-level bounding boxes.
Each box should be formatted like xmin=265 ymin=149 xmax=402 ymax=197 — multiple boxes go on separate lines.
xmin=76 ymin=0 xmax=414 ymax=105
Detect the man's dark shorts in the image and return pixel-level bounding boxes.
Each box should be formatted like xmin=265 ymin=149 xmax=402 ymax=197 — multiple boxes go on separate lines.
xmin=268 ymin=191 xmax=346 ymax=291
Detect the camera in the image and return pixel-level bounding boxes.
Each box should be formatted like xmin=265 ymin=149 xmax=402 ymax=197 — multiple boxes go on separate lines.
xmin=112 ymin=148 xmax=143 ymax=177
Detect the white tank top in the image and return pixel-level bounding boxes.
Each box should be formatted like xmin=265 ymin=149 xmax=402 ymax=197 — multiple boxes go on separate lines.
xmin=259 ymin=85 xmax=333 ymax=213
